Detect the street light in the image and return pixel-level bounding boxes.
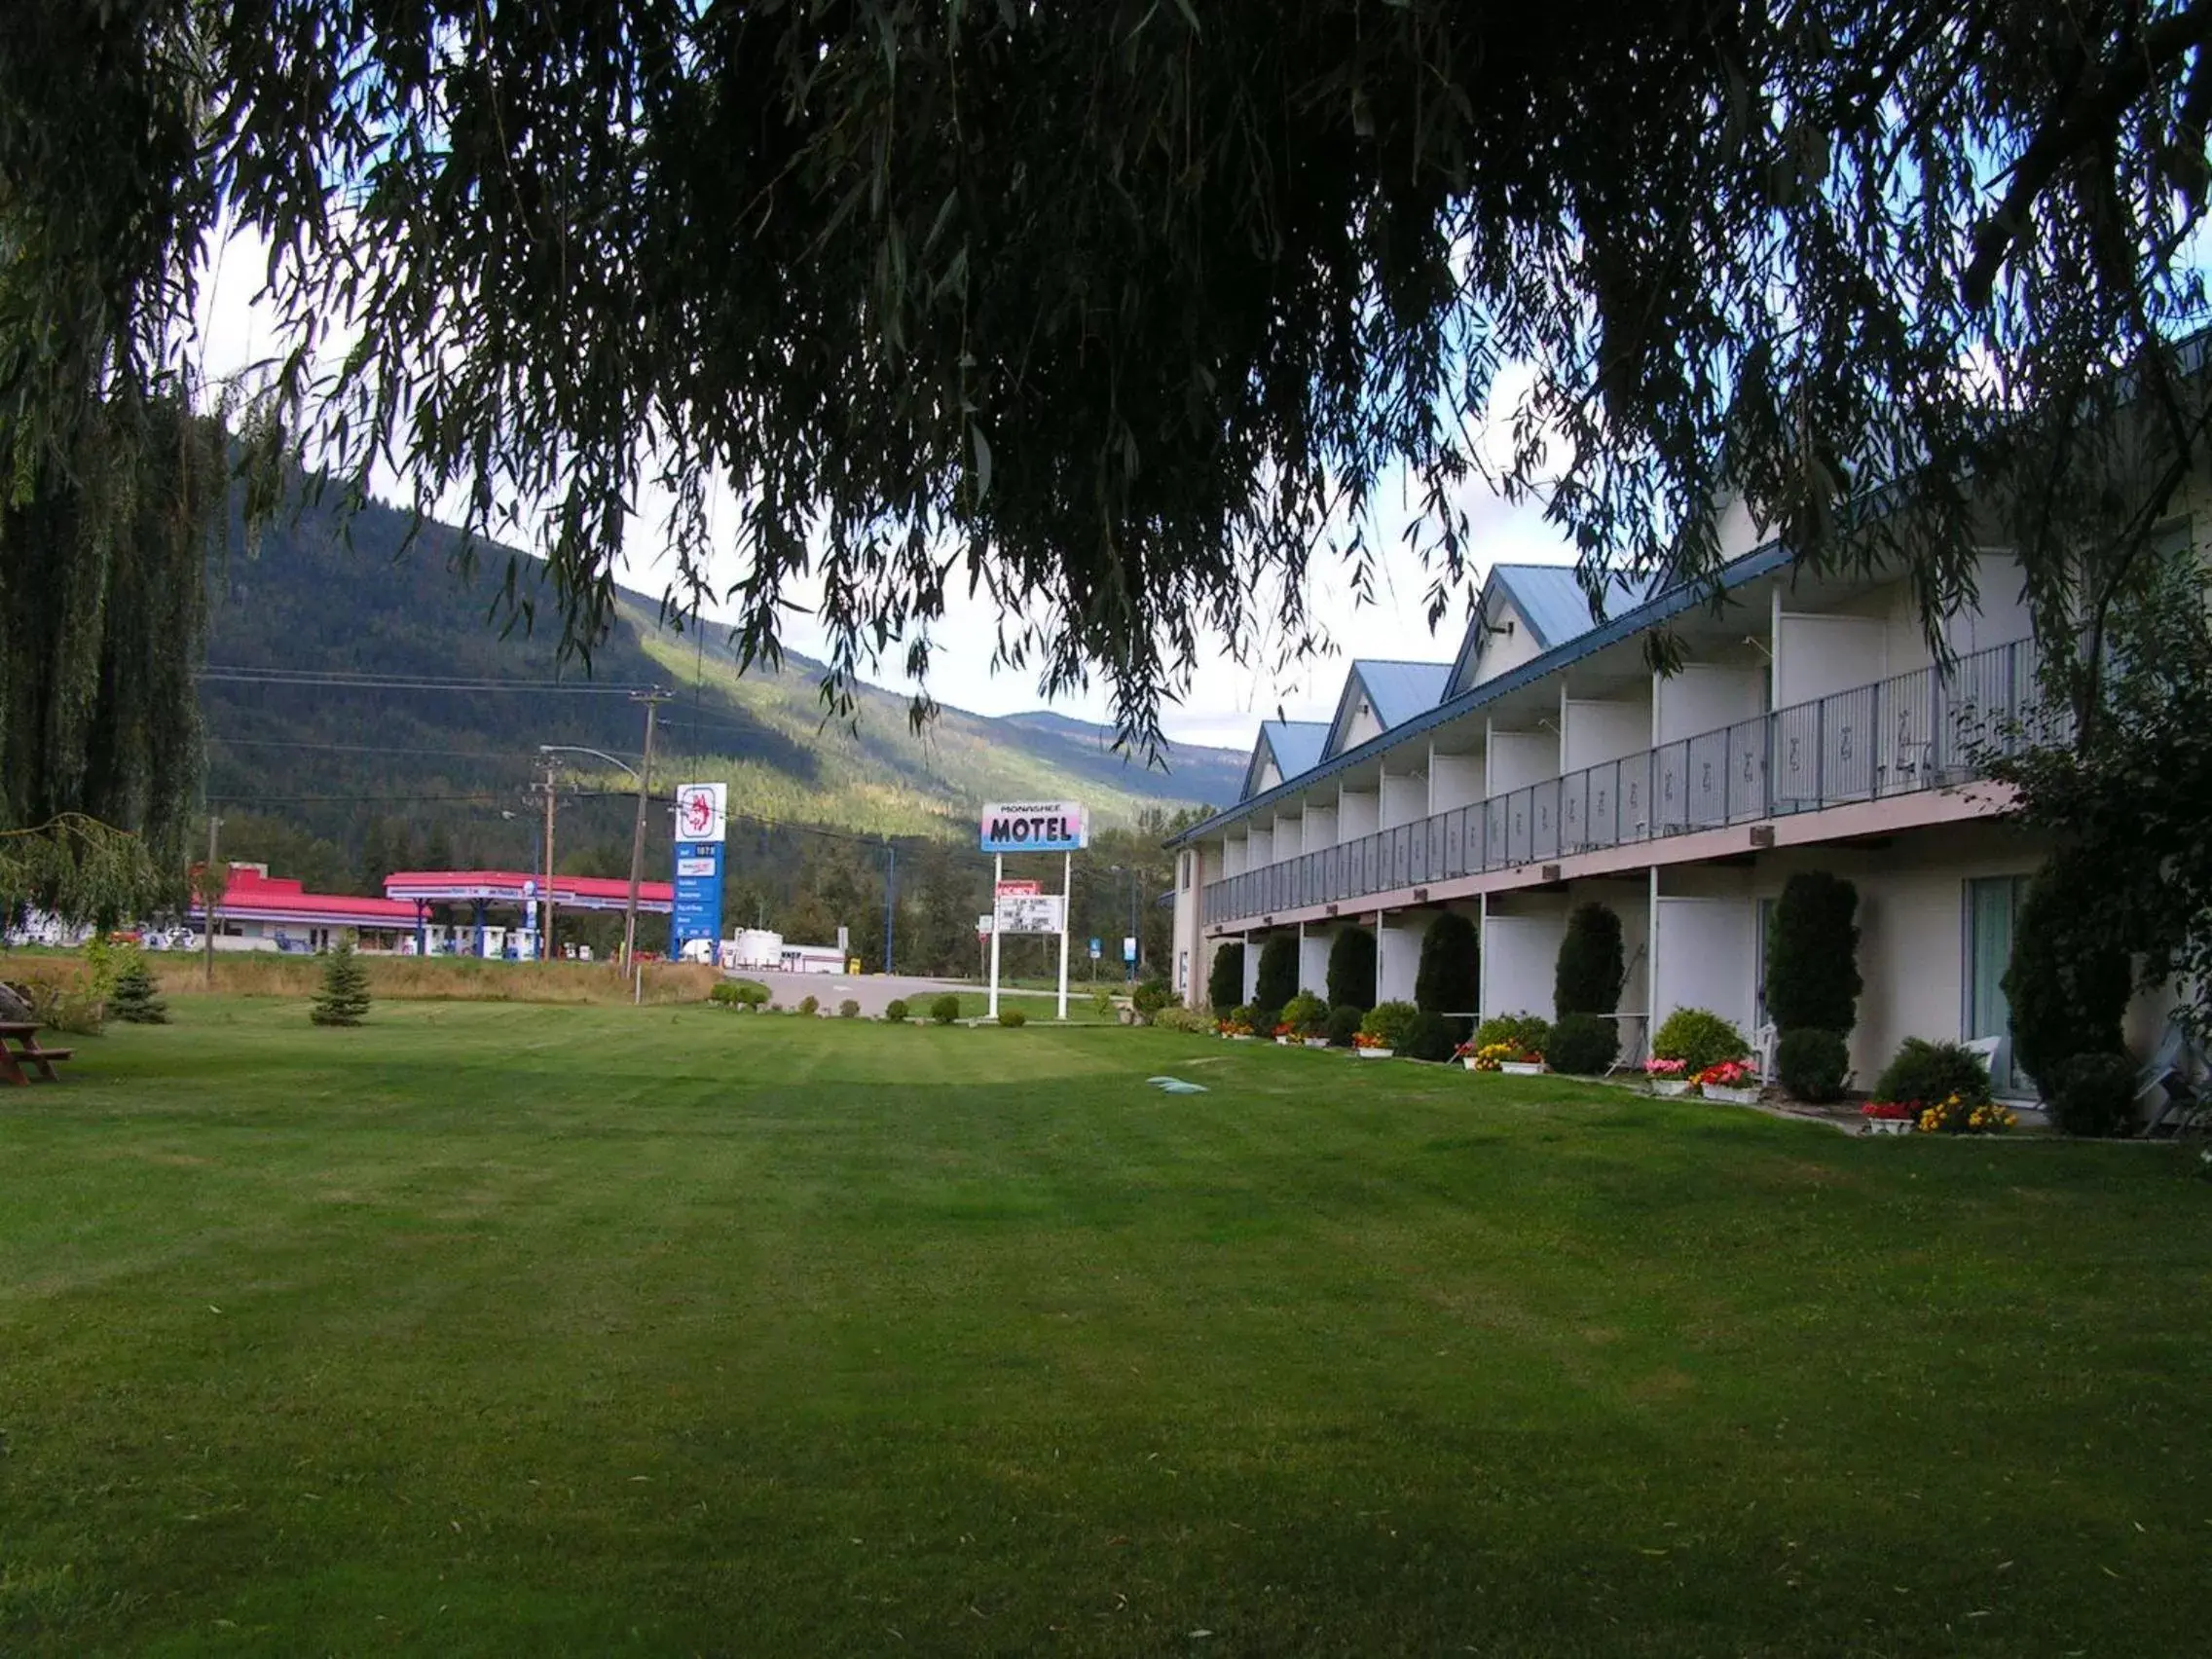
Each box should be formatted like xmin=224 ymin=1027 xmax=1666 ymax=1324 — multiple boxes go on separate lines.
xmin=537 ymin=743 xmax=640 ymax=781
xmin=535 ymin=745 xmax=644 ymax=962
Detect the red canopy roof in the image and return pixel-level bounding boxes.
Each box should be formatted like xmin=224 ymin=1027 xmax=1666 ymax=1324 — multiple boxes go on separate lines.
xmin=190 ymin=865 xmax=420 ymax=928
xmin=383 ymin=869 xmax=674 ymax=912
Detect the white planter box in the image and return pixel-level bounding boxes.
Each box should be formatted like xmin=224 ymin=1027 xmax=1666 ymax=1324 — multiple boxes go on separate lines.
xmin=1461 ymin=1056 xmax=1487 ymax=1072
xmin=1274 ymin=1036 xmax=1293 ymax=1046
xmin=1230 ymin=1033 xmax=1256 ymax=1042
xmin=1646 ymin=1079 xmax=1691 ymax=1097
xmin=1304 ymin=1038 xmax=1332 ymax=1050
xmin=1357 ymin=1047 xmax=1394 ymax=1060
xmin=1863 ymin=1116 xmax=1913 ymax=1136
xmin=1500 ymin=1061 xmax=1546 ymax=1077
xmin=1705 ymin=1085 xmax=1762 ymax=1105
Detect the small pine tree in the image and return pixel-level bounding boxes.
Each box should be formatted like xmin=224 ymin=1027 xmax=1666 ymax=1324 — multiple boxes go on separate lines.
xmin=107 ymin=952 xmax=169 ymax=1024
xmin=1326 ymin=926 xmax=1377 ymax=1014
xmin=2005 ymin=866 xmax=2131 ymax=1097
xmin=1764 ymin=871 xmax=1862 ymax=1034
xmin=310 ymin=939 xmax=372 ymax=1026
xmin=1554 ymin=903 xmax=1625 ymax=1016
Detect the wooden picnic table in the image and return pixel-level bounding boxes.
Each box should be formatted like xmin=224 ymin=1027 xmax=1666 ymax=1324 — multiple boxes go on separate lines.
xmin=0 ymin=1020 xmax=73 ymax=1085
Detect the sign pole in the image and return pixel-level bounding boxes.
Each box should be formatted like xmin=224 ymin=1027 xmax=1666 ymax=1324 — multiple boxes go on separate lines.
xmin=987 ymin=853 xmax=1004 ymax=1018
xmin=1056 ymin=851 xmax=1072 ymax=1021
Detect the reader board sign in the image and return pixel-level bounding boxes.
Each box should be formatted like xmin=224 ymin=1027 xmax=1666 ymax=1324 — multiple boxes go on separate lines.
xmin=669 ymin=835 xmax=726 ymax=955
xmin=675 ymin=782 xmax=727 ymax=844
xmin=979 ymin=800 xmax=1088 ymax=854
xmin=994 ymin=893 xmax=1065 ymax=936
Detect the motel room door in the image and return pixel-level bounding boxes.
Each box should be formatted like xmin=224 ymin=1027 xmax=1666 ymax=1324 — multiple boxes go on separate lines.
xmin=1965 ymin=875 xmax=2027 ymax=1094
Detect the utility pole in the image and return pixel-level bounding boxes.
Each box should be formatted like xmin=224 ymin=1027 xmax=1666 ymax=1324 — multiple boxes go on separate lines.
xmin=202 ymin=814 xmax=220 ymax=989
xmin=621 ymin=688 xmax=669 ymax=975
xmin=881 ymin=838 xmax=896 ymax=975
xmin=540 ymin=756 xmax=558 ymax=960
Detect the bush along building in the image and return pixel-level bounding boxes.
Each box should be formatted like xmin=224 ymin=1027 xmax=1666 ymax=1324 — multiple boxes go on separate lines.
xmin=1165 ymin=527 xmax=2194 ymax=1101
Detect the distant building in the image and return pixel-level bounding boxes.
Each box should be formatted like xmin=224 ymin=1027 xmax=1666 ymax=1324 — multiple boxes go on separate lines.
xmin=190 ymin=864 xmax=420 ymax=952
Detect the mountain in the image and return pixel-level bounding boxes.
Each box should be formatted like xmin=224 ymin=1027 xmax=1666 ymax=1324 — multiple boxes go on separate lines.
xmin=201 ymin=488 xmax=1244 ymax=870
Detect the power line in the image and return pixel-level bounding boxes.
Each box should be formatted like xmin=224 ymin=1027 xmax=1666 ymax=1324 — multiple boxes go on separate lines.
xmin=207 ymin=736 xmax=582 ymax=762
xmin=198 ymin=666 xmax=653 ymax=693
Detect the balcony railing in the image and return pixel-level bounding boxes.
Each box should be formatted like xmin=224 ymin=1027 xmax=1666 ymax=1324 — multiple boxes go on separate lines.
xmin=1201 ymin=636 xmax=2060 ymax=928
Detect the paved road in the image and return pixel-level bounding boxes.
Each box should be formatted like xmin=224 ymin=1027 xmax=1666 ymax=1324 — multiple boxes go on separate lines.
xmin=722 ymin=968 xmax=1069 ymax=1017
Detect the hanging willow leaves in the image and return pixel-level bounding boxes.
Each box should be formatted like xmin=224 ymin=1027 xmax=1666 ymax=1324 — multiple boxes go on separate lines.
xmin=3 ymin=1 xmax=2211 ymax=754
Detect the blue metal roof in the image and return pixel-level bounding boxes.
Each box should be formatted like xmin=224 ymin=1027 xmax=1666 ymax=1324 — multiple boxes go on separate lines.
xmin=1354 ymin=660 xmax=1454 ymax=728
xmin=1242 ymin=719 xmax=1331 ymax=799
xmin=1493 ymin=565 xmax=1663 ymax=650
xmin=1167 ymin=536 xmax=1795 ymax=848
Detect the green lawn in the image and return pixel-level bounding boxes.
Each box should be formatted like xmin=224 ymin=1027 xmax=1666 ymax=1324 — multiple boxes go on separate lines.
xmin=4 ymin=1002 xmax=2208 ymax=1656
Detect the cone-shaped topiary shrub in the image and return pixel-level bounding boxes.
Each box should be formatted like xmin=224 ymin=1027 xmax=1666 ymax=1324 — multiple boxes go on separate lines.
xmin=1206 ymin=941 xmax=1245 ymax=1012
xmin=1254 ymin=935 xmax=1300 ymax=1015
xmin=1543 ymin=1012 xmax=1619 ymax=1075
xmin=2004 ymin=867 xmax=2132 ymax=1099
xmin=1326 ymin=927 xmax=1377 ymax=1014
xmin=1765 ymin=871 xmax=1862 ymax=1034
xmin=1554 ymin=903 xmax=1624 ymax=1016
xmin=1415 ymin=911 xmax=1479 ymax=1044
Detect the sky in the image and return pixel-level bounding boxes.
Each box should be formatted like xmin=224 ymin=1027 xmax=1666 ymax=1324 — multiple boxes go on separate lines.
xmin=192 ymin=229 xmax=1580 ymax=756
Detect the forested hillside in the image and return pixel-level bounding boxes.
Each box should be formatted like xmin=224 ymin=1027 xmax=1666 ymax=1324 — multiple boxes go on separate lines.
xmin=199 ymin=486 xmax=1230 ymax=972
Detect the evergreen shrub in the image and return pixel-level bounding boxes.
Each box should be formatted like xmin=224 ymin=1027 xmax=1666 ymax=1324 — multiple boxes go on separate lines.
xmin=1401 ymin=1011 xmax=1456 ymax=1061
xmin=1324 ymin=1005 xmax=1363 ymax=1047
xmin=1326 ymin=928 xmax=1377 ymax=1014
xmin=107 ymin=952 xmax=168 ymax=1024
xmin=1543 ymin=1013 xmax=1619 ymax=1075
xmin=1280 ymin=992 xmax=1328 ymax=1038
xmin=1872 ymin=1037 xmax=1992 ymax=1106
xmin=2047 ymin=1051 xmax=2137 ymax=1137
xmin=1473 ymin=1012 xmax=1550 ymax=1055
xmin=310 ymin=940 xmax=371 ymax=1026
xmin=1554 ymin=903 xmax=1625 ymax=1016
xmin=837 ymin=999 xmax=861 ymax=1018
xmin=1775 ymin=1028 xmax=1851 ymax=1102
xmin=998 ymin=1008 xmax=1027 ymax=1027
xmin=1650 ymin=1008 xmax=1749 ymax=1076
xmin=797 ymin=994 xmax=820 ymax=1016
xmin=1415 ymin=911 xmax=1479 ymax=1043
xmin=929 ymin=993 xmax=961 ymax=1024
xmin=1359 ymin=1000 xmax=1419 ymax=1049
xmin=1765 ymin=872 xmax=1862 ymax=1033
xmin=2004 ymin=868 xmax=2132 ymax=1098
xmin=1254 ymin=935 xmax=1300 ymax=1014
xmin=883 ymin=998 xmax=909 ymax=1022
xmin=1206 ymin=942 xmax=1245 ymax=1012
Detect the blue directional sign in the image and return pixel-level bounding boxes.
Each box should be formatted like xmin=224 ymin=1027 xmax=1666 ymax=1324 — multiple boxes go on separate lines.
xmin=670 ymin=839 xmax=726 ymax=958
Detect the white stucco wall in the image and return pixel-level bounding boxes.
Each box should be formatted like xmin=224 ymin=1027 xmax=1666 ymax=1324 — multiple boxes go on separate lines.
xmin=1486 ymin=726 xmax=1559 ymax=793
xmin=1272 ymin=812 xmax=1303 ymax=858
xmin=1381 ymin=769 xmax=1428 ymax=830
xmin=1339 ymin=787 xmax=1380 ymax=839
xmin=1378 ymin=916 xmax=1422 ymax=1004
xmin=1562 ymin=696 xmax=1652 ymax=770
xmin=1223 ymin=835 xmax=1247 ymax=878
xmin=1302 ymin=801 xmax=1338 ymax=851
xmin=1430 ymin=749 xmax=1484 ymax=812
xmin=1653 ymin=663 xmax=1767 ymax=745
xmin=1298 ymin=925 xmax=1332 ymax=1000
xmin=1248 ymin=825 xmax=1272 ymax=866
xmin=1482 ymin=903 xmax=1567 ymax=1020
xmin=1775 ymin=610 xmax=1888 ymax=707
xmin=1469 ymin=600 xmax=1545 ymax=687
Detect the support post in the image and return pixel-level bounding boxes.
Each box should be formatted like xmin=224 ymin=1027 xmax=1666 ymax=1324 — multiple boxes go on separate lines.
xmin=541 ymin=758 xmax=558 ymax=959
xmin=622 ymin=689 xmax=668 ymax=973
xmin=987 ymin=854 xmax=1003 ymax=1017
xmin=202 ymin=814 xmax=220 ymax=989
xmin=1056 ymin=851 xmax=1072 ymax=1021
xmin=883 ymin=839 xmax=896 ymax=974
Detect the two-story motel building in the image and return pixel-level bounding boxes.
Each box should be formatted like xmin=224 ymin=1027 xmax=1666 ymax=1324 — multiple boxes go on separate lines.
xmin=1163 ymin=514 xmax=2155 ymax=1095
